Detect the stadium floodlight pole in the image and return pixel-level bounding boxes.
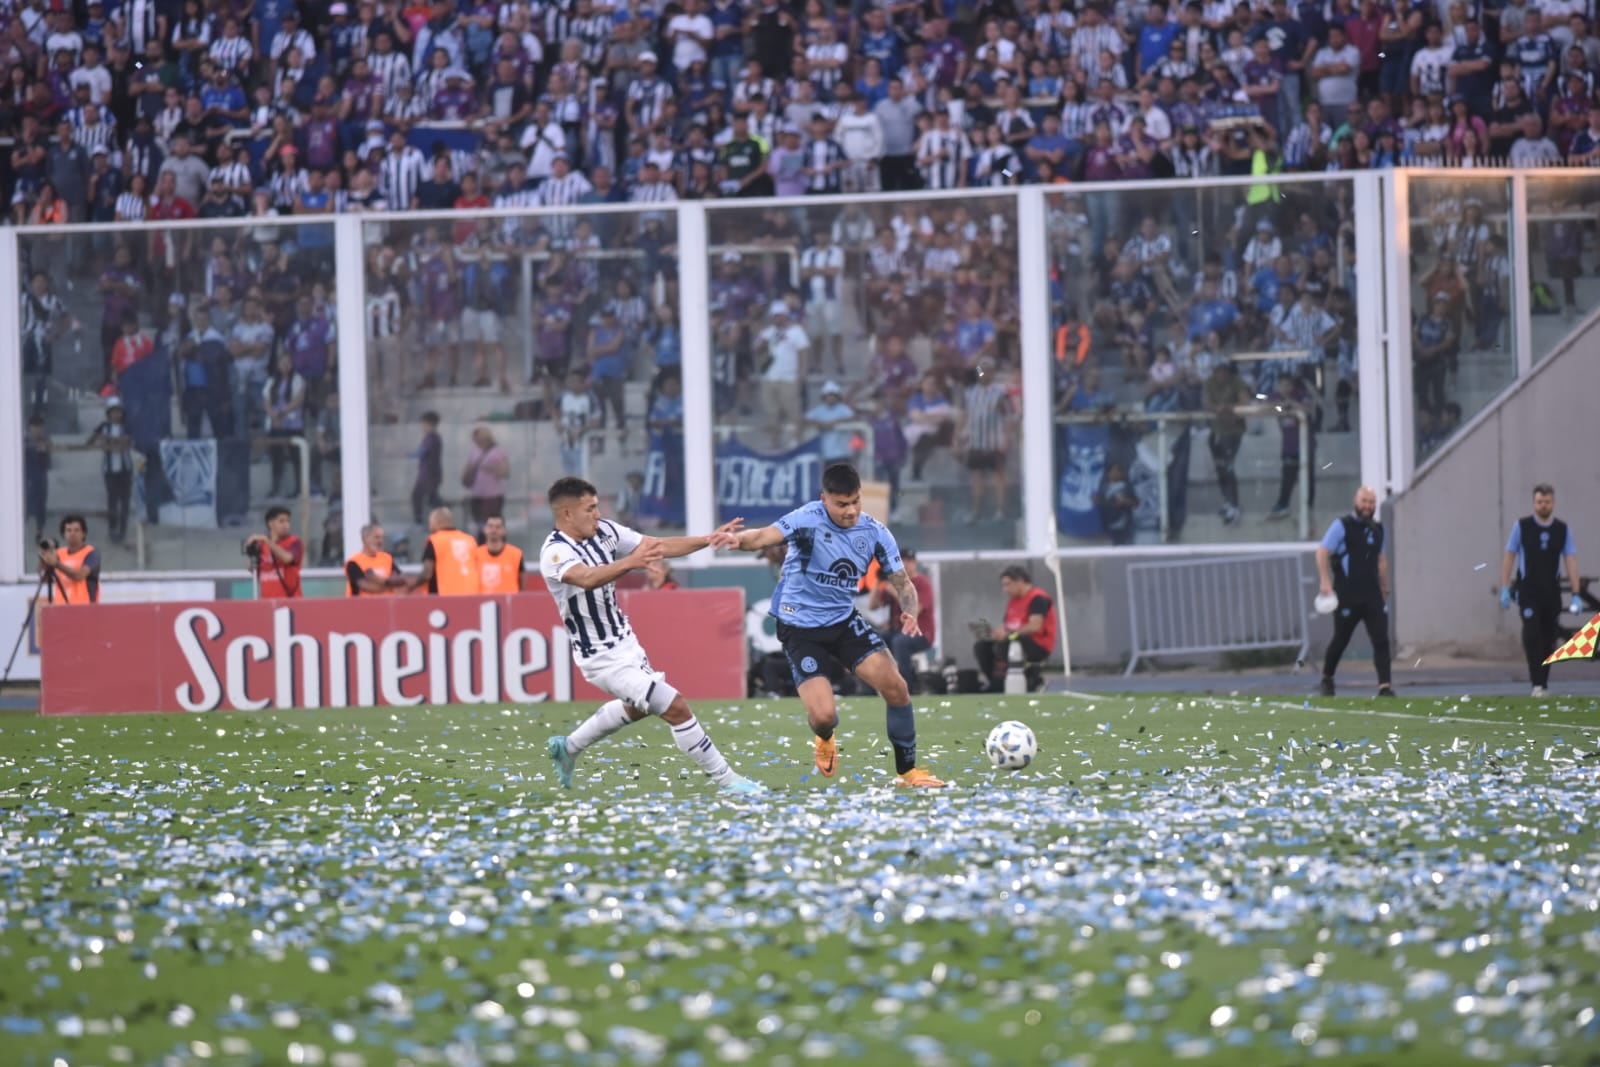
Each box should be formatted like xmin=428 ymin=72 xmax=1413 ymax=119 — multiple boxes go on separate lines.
xmin=1044 ymin=514 xmax=1072 ymax=679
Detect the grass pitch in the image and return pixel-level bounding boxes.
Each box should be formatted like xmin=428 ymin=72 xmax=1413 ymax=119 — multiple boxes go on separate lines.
xmin=2 ymin=692 xmax=1600 ymax=1067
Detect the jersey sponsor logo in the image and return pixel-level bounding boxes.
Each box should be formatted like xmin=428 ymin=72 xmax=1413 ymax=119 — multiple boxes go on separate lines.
xmin=812 ymin=557 xmax=860 ymax=589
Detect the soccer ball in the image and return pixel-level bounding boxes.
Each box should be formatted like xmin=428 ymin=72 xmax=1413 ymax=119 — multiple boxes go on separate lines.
xmin=985 ymin=720 xmax=1037 ymax=771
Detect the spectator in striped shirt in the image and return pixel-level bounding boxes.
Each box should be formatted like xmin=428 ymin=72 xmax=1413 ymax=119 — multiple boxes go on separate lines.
xmin=958 ymin=363 xmax=1015 ymax=523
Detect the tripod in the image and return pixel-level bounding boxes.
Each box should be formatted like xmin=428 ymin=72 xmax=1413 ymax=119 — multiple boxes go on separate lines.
xmin=1 ymin=567 xmax=62 ymax=694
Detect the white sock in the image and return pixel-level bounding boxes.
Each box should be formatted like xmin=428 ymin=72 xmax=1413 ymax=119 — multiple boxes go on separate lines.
xmin=567 ymin=699 xmax=636 ymax=756
xmin=670 ymin=714 xmax=736 ymax=786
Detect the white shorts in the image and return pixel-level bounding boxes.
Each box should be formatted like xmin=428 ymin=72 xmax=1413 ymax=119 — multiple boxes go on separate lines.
xmin=805 ymin=301 xmax=842 ymax=338
xmin=576 ymin=633 xmax=677 ymax=714
xmin=461 ymin=308 xmax=500 ymax=344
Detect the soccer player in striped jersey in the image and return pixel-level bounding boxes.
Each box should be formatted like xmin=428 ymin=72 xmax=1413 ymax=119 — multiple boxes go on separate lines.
xmin=727 ymin=463 xmax=945 ymax=788
xmin=541 ymin=477 xmax=765 ymax=796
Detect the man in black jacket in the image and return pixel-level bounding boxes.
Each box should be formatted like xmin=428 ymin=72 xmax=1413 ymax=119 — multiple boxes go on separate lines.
xmin=1316 ymin=485 xmax=1394 ymax=697
xmin=1500 ymin=483 xmax=1583 ymax=696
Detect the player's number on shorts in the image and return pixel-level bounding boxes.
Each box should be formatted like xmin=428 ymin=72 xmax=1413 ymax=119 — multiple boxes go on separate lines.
xmin=849 ymin=615 xmax=872 ymax=637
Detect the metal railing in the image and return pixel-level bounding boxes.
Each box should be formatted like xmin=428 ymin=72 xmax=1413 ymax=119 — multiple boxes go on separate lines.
xmin=1124 ymin=551 xmax=1312 ymax=675
xmin=1054 ymin=402 xmax=1312 ymax=542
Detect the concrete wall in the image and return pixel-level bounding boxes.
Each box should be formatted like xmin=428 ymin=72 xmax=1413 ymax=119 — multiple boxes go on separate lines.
xmin=1392 ymin=318 xmax=1600 ymax=655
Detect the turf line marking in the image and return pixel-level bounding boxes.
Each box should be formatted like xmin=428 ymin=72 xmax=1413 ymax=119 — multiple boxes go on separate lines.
xmin=1054 ymin=690 xmax=1599 ymax=733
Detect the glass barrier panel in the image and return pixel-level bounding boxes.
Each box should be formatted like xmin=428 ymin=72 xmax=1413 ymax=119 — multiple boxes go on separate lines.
xmin=1525 ymin=172 xmax=1600 ymax=366
xmin=1046 ymin=178 xmax=1359 ymax=546
xmin=1407 ymin=174 xmax=1515 ymax=465
xmin=362 ymin=206 xmax=684 ymax=575
xmin=17 ymin=218 xmax=336 ymax=573
xmin=704 ymin=194 xmax=1023 ymax=551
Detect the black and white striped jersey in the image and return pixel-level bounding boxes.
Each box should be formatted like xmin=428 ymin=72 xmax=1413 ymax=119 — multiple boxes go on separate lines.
xmin=540 ymin=519 xmax=643 ymax=657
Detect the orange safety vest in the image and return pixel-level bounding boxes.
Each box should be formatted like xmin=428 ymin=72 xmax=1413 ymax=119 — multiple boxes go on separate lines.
xmin=429 ymin=529 xmax=481 ymax=595
xmin=1054 ymin=322 xmax=1092 ymax=366
xmin=476 ymin=543 xmax=524 ymax=595
xmin=857 ymin=557 xmax=882 ymax=594
xmin=346 ymin=549 xmax=396 ymax=596
xmin=52 ymin=544 xmax=98 ymax=604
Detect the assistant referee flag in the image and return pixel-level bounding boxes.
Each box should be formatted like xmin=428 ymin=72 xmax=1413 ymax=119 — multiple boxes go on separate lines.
xmin=1544 ymin=612 xmax=1600 ymax=665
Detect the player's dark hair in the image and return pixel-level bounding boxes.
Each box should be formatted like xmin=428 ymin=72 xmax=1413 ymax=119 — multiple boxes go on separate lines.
xmin=821 ymin=463 xmax=860 ymax=496
xmin=1533 ymin=483 xmax=1555 ymax=497
xmin=420 ymin=411 xmax=440 ymax=428
xmin=1001 ymin=565 xmax=1031 ymax=583
xmin=265 ymin=506 xmax=290 ymax=523
xmin=59 ymin=514 xmax=87 ymax=535
xmin=549 ymin=476 xmax=598 ymax=505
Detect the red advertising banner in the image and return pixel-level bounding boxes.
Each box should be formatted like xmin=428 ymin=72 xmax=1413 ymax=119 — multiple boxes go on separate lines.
xmin=39 ymin=589 xmax=747 ymax=716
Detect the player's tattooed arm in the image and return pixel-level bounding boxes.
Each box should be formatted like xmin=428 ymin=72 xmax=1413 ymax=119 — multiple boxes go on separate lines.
xmin=888 ymin=569 xmax=920 ymax=620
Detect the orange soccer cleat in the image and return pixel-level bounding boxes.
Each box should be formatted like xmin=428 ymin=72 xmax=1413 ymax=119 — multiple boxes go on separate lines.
xmin=814 ymin=735 xmax=838 ymax=777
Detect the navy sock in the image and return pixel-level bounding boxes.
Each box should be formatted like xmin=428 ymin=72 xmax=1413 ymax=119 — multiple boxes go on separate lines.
xmin=886 ymin=703 xmax=916 ymax=774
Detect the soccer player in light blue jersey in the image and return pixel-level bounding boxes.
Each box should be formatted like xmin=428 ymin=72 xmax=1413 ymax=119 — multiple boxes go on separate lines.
xmin=729 ymin=463 xmax=945 ymax=787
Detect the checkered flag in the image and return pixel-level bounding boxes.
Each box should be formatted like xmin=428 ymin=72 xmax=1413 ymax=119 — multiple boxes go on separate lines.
xmin=1544 ymin=612 xmax=1600 ymax=666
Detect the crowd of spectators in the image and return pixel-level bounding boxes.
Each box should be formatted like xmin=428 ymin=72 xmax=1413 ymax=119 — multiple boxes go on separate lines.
xmin=1042 ymin=179 xmax=1355 ymax=535
xmin=7 ymin=0 xmax=1600 ymax=237
xmin=12 ymin=0 xmax=1595 ymax=554
xmin=702 ymin=197 xmax=1023 ymax=529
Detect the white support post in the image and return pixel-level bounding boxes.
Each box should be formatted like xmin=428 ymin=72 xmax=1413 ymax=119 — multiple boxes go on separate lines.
xmin=1382 ymin=170 xmax=1416 ymax=495
xmin=1354 ymin=172 xmax=1388 ymax=495
xmin=1510 ymin=173 xmax=1533 ymax=377
xmin=1017 ymin=187 xmax=1055 ymax=557
xmin=0 ymin=228 xmax=22 ymax=583
xmin=334 ymin=215 xmax=371 ymax=563
xmin=678 ymin=203 xmax=717 ymax=558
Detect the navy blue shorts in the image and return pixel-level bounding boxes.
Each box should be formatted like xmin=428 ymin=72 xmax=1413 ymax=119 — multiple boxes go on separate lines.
xmin=777 ymin=611 xmax=886 ymax=687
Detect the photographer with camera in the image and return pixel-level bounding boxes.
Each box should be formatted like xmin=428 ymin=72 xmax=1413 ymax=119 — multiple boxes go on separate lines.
xmin=245 ymin=506 xmax=304 ymax=599
xmin=38 ymin=515 xmax=100 ymax=605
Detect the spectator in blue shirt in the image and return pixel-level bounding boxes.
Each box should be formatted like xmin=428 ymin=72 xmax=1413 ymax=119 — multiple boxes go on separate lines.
xmin=1188 ymin=276 xmax=1239 ymax=341
xmin=1024 ymin=113 xmax=1072 ymax=180
xmin=1137 ymin=4 xmax=1181 ymax=82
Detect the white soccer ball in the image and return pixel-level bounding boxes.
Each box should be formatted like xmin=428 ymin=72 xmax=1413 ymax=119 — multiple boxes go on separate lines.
xmin=985 ymin=720 xmax=1037 ymax=771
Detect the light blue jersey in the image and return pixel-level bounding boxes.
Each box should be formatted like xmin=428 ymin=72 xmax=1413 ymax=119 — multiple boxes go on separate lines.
xmin=768 ymin=501 xmax=903 ymax=628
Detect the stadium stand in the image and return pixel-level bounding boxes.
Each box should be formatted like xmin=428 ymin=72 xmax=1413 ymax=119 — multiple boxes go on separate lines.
xmin=8 ymin=0 xmax=1597 ymax=566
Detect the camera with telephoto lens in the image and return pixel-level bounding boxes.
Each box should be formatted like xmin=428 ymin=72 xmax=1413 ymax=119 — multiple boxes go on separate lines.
xmin=243 ymin=539 xmax=262 ymax=561
xmin=38 ymin=538 xmax=55 ymax=551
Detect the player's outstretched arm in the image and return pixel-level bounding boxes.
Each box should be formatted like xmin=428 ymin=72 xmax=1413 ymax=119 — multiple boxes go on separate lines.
xmin=562 ymin=537 xmax=665 ymax=590
xmin=729 ymin=525 xmax=788 ymax=553
xmin=657 ymin=518 xmax=746 ymax=559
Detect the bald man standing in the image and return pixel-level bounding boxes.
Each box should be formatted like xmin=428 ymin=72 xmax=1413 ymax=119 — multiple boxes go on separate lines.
xmin=1315 ymin=486 xmax=1395 ymax=698
xmin=414 ymin=507 xmax=482 ymax=596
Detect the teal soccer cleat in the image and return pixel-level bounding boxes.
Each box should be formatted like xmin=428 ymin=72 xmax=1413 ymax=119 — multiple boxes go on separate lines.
xmin=547 ymin=736 xmax=576 ymax=789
